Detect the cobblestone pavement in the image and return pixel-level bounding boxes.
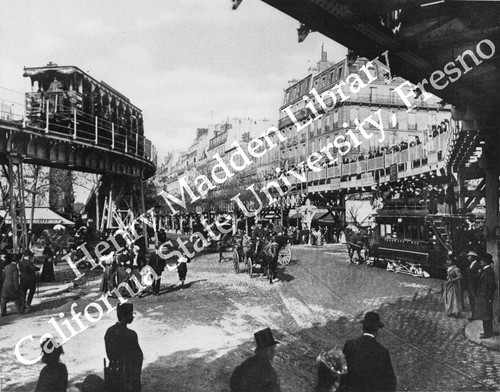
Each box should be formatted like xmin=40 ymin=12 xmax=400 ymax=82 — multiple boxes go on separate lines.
xmin=1 ymin=243 xmax=499 ymax=391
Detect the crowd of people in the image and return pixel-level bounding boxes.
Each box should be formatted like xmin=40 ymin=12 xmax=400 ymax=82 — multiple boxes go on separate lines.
xmin=1 ymin=250 xmax=39 ymax=316
xmin=444 ymin=250 xmax=497 ymax=339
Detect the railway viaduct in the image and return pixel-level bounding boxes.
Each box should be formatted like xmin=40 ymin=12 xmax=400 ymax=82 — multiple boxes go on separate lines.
xmin=246 ymin=0 xmax=500 ymax=323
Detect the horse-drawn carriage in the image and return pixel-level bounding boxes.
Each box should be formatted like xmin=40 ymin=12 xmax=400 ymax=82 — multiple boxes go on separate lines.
xmin=232 ymin=234 xmax=291 ymax=283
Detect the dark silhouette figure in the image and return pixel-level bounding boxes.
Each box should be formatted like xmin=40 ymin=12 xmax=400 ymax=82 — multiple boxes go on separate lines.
xmin=230 ymin=328 xmax=281 ymax=392
xmin=35 ymin=338 xmax=68 ymax=392
xmin=105 ymin=303 xmax=143 ymax=392
xmin=339 ymin=312 xmax=396 ymax=392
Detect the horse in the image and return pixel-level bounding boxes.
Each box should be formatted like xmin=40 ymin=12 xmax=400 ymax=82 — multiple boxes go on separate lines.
xmin=248 ymin=235 xmax=279 ymax=283
xmin=344 ymin=223 xmax=370 ymax=264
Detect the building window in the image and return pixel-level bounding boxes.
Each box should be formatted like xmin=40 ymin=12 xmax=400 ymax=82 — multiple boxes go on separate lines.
xmin=350 ymin=108 xmax=359 ymax=126
xmin=390 ymin=88 xmax=396 ymax=104
xmin=333 ymin=110 xmax=339 ymax=128
xmin=408 ymin=112 xmax=417 ymax=130
xmin=390 ymin=110 xmax=398 ymax=129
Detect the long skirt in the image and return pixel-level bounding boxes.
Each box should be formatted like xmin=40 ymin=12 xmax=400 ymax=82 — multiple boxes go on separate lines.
xmin=444 ymin=281 xmax=462 ymax=315
xmin=100 ymin=266 xmax=115 ymax=293
xmin=40 ymin=258 xmax=55 ymax=282
xmin=177 ymin=263 xmax=187 ymax=281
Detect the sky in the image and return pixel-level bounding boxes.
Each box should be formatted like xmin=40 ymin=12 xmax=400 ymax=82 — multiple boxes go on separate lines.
xmin=0 ymin=0 xmax=346 ymax=162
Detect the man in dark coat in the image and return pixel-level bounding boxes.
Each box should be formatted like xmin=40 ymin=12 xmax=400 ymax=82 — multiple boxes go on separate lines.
xmin=149 ymin=244 xmax=166 ymax=295
xmin=475 ymin=253 xmax=497 ymax=339
xmin=105 ymin=303 xmax=143 ymax=392
xmin=466 ymin=250 xmax=481 ymax=320
xmin=19 ymin=250 xmax=39 ymax=311
xmin=1 ymin=253 xmax=23 ymax=316
xmin=230 ymin=327 xmax=281 ymax=392
xmin=339 ymin=312 xmax=397 ymax=392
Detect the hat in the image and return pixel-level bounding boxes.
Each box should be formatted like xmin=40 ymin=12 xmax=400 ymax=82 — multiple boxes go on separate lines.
xmin=483 ymin=253 xmax=494 ymax=264
xmin=467 ymin=251 xmax=478 ymax=258
xmin=362 ymin=312 xmax=384 ymax=329
xmin=254 ymin=328 xmax=280 ymax=350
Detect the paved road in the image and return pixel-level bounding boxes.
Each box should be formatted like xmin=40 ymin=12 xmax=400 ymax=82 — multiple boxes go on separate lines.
xmin=1 ymin=243 xmax=498 ymax=391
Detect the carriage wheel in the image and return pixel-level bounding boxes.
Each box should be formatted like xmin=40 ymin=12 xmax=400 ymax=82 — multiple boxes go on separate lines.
xmin=278 ymin=246 xmax=291 ymax=265
xmin=233 ymin=249 xmax=240 ymax=274
xmin=247 ymin=257 xmax=253 ymax=278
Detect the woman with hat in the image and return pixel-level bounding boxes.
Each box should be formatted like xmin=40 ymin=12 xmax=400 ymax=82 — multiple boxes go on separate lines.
xmin=229 ymin=327 xmax=281 ymax=392
xmin=35 ymin=338 xmax=67 ymax=392
xmin=40 ymin=241 xmax=55 ymax=283
xmin=315 ymin=347 xmax=347 ymax=392
xmin=443 ymin=253 xmax=463 ymax=318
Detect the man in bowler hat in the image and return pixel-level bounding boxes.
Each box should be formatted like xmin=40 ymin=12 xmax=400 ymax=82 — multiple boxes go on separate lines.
xmin=466 ymin=250 xmax=481 ymax=320
xmin=229 ymin=327 xmax=281 ymax=391
xmin=475 ymin=253 xmax=497 ymax=338
xmin=104 ymin=303 xmax=143 ymax=392
xmin=339 ymin=312 xmax=396 ymax=392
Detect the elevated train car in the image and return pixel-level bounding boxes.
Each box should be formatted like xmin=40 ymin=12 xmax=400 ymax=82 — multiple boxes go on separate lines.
xmin=23 ymin=63 xmax=146 ymax=157
xmin=371 ymin=200 xmax=485 ymax=278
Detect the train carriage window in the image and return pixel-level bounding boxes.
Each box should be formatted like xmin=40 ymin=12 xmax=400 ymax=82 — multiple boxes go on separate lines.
xmin=380 ymin=225 xmax=386 ymax=237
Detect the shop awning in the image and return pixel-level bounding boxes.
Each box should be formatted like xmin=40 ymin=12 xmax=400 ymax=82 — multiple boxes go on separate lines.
xmin=317 ymin=211 xmax=338 ymax=224
xmin=0 ymin=207 xmax=74 ymax=226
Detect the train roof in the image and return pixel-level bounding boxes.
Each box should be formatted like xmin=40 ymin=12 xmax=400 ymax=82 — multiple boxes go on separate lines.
xmin=23 ymin=64 xmax=141 ymax=112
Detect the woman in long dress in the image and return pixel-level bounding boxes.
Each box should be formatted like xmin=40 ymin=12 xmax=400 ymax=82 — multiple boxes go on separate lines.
xmin=99 ymin=250 xmax=115 ymax=293
xmin=443 ymin=256 xmax=463 ymax=317
xmin=40 ymin=241 xmax=55 ymax=282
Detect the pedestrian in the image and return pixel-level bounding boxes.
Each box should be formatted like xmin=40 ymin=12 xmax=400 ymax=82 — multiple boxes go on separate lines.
xmin=115 ymin=250 xmax=132 ymax=297
xmin=443 ymin=254 xmax=462 ymax=318
xmin=475 ymin=253 xmax=497 ymax=339
xmin=316 ymin=227 xmax=323 ymax=246
xmin=19 ymin=249 xmax=39 ymax=311
xmin=149 ymin=244 xmax=166 ymax=295
xmin=130 ymin=245 xmax=143 ymax=291
xmin=315 ymin=347 xmax=348 ymax=392
xmin=104 ymin=303 xmax=143 ymax=392
xmin=339 ymin=312 xmax=397 ymax=392
xmin=311 ymin=228 xmax=317 ymax=245
xmin=1 ymin=253 xmax=23 ymax=316
xmin=466 ymin=250 xmax=481 ymax=321
xmin=99 ymin=249 xmax=116 ymax=294
xmin=177 ymin=257 xmax=188 ymax=287
xmin=35 ymin=338 xmax=68 ymax=392
xmin=229 ymin=327 xmax=281 ymax=392
xmin=40 ymin=241 xmax=55 ymax=282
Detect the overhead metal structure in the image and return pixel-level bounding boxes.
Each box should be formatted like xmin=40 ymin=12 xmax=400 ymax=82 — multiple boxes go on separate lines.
xmin=0 ymin=64 xmax=157 ymax=252
xmin=252 ymin=0 xmax=500 ymax=319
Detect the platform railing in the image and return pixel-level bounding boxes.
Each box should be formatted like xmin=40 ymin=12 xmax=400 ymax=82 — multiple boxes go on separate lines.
xmin=293 ymin=130 xmax=451 ymax=189
xmin=1 ymin=93 xmax=157 ymax=167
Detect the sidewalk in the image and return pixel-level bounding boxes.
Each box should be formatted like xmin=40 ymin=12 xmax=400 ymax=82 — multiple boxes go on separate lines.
xmin=465 ymin=320 xmax=500 ymax=351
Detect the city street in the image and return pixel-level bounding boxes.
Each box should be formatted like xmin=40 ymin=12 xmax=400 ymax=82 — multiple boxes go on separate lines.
xmin=1 ymin=242 xmax=498 ymax=391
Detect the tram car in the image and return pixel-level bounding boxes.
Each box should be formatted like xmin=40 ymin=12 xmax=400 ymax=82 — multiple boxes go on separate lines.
xmin=23 ymin=63 xmax=148 ymax=157
xmin=370 ymin=200 xmax=484 ymax=278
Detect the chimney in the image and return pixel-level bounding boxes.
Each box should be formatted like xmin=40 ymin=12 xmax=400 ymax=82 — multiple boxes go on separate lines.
xmin=197 ymin=128 xmax=208 ymax=139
